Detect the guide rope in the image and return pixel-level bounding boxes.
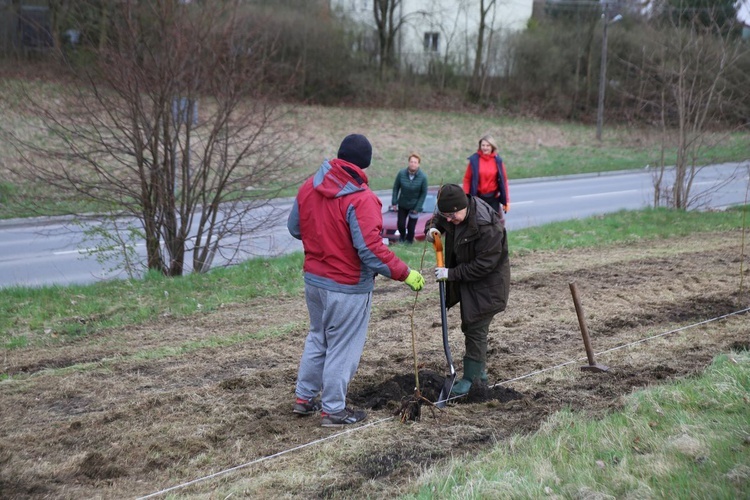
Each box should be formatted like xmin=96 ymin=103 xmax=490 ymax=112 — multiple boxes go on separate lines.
xmin=135 ymin=417 xmax=395 ymax=499
xmin=136 ymin=305 xmax=749 ymax=498
xmin=491 ymin=305 xmax=750 ymax=388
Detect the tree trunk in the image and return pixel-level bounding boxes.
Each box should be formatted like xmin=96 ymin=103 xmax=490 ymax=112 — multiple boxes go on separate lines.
xmin=470 ymin=0 xmax=497 ymax=98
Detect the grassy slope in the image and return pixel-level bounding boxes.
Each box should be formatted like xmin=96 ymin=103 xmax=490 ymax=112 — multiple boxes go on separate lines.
xmin=406 ymin=351 xmax=750 ymax=499
xmin=2 ymin=78 xmax=750 ymax=217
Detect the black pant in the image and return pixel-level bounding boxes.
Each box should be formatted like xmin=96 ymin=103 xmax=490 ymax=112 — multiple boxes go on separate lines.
xmin=397 ymin=207 xmax=418 ymax=243
xmin=479 ymin=194 xmax=500 ymax=213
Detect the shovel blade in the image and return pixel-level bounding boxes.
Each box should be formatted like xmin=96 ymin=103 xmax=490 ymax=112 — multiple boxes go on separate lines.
xmin=435 ymin=373 xmax=457 ymax=409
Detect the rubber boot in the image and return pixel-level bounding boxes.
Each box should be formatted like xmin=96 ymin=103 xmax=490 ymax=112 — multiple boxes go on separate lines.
xmin=450 ymin=357 xmax=483 ymax=396
xmin=450 ymin=377 xmax=471 ymax=396
xmin=478 ymin=364 xmax=488 ymax=383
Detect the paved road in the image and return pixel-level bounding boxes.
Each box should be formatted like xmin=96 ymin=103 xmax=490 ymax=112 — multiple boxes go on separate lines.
xmin=504 ymin=162 xmax=748 ymax=231
xmin=1 ymin=162 xmax=747 ymax=288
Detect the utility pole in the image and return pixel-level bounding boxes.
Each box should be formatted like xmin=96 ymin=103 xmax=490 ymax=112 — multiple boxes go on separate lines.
xmin=596 ymin=3 xmax=622 ymax=141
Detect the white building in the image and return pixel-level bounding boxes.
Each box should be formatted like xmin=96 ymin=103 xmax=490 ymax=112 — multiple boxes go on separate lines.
xmin=330 ymin=0 xmax=534 ymax=75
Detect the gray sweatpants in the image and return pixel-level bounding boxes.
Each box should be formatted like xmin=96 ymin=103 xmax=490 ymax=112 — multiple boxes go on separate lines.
xmin=295 ymin=284 xmax=372 ymax=414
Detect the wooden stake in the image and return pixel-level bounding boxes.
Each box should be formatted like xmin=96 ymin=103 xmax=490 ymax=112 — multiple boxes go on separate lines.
xmin=569 ymin=282 xmax=609 ymax=372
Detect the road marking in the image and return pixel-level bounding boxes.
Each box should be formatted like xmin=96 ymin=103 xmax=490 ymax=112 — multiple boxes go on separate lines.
xmin=572 ymin=189 xmax=638 ymax=199
xmin=510 ymin=200 xmax=534 ymax=205
xmin=693 ymin=180 xmax=721 ymax=186
xmin=54 ymin=248 xmax=95 ymax=255
xmin=54 ymin=242 xmax=146 ymax=256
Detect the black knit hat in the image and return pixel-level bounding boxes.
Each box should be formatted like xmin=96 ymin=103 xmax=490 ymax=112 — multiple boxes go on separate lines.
xmin=337 ymin=134 xmax=372 ymax=169
xmin=437 ymin=184 xmax=468 ymax=213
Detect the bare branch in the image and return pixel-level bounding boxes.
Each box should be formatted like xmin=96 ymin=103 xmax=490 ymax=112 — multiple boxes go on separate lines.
xmin=3 ymin=0 xmax=305 ymax=279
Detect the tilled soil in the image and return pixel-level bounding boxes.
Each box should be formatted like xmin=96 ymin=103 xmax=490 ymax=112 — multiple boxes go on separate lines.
xmin=1 ymin=231 xmax=748 ymax=499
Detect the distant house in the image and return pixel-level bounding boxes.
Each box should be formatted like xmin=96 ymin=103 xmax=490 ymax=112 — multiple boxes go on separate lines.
xmin=738 ymin=1 xmax=750 ymax=39
xmin=329 ymin=0 xmax=534 ymax=75
xmin=0 ymin=1 xmax=53 ymax=56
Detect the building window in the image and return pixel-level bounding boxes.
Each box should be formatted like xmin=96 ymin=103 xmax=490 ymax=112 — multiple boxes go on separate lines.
xmin=424 ymin=32 xmax=439 ymax=52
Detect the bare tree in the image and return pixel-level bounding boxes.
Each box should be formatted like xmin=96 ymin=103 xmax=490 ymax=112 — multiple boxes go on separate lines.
xmin=3 ymin=0 xmax=301 ymax=278
xmin=427 ymin=1 xmax=469 ymax=90
xmin=373 ymin=0 xmax=405 ymax=79
xmin=629 ymin=8 xmax=748 ymax=209
xmin=469 ymin=0 xmax=495 ymax=98
xmin=567 ymin=2 xmax=602 ymax=119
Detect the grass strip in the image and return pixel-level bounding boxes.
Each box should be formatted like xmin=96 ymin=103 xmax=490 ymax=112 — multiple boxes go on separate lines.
xmin=0 ymin=253 xmax=304 ymax=348
xmin=2 ymin=206 xmax=747 ymax=348
xmin=510 ymin=206 xmax=749 ymax=254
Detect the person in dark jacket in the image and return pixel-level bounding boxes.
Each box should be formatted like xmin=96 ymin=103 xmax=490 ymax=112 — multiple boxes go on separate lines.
xmin=390 ymin=152 xmax=428 ymax=244
xmin=462 ymin=134 xmax=510 ymax=217
xmin=426 ymin=183 xmax=510 ymax=396
xmin=287 ymin=133 xmax=425 ymax=427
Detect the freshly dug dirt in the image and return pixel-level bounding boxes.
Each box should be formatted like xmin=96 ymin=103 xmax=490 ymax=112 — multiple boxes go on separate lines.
xmin=1 ymin=231 xmax=748 ymax=499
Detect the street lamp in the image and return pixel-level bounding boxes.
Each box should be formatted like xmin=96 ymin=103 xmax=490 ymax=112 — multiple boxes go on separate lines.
xmin=596 ymin=5 xmax=622 ymax=141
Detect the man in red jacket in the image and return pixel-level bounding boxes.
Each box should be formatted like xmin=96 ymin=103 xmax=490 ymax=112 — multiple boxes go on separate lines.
xmin=287 ymin=133 xmax=425 ymax=427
